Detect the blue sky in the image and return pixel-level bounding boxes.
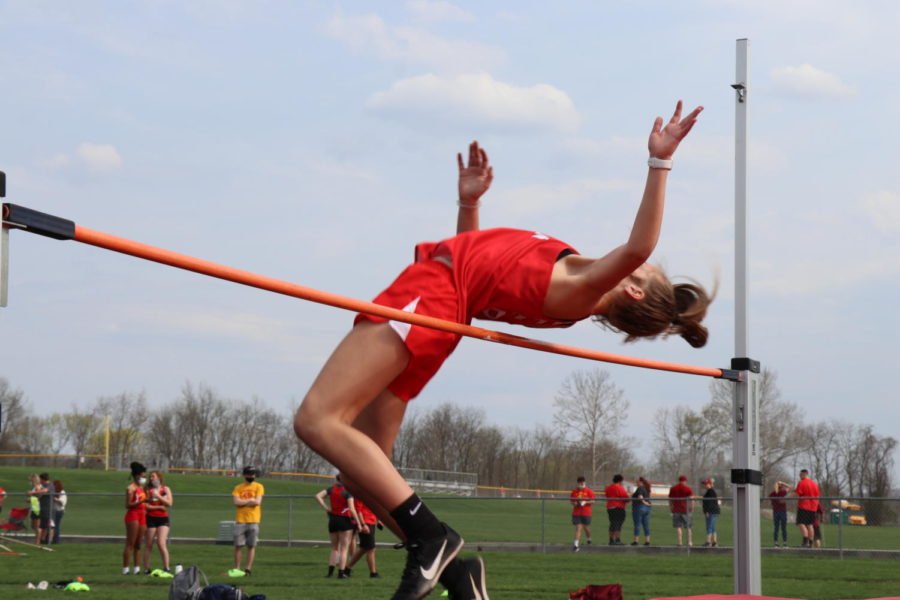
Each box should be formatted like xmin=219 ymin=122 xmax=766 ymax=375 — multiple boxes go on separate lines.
xmin=2 ymin=1 xmax=899 ymax=473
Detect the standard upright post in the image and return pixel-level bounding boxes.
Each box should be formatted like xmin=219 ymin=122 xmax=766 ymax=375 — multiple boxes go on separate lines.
xmin=1 ymin=171 xmax=8 ymax=307
xmin=731 ymin=38 xmax=762 ymax=596
xmin=734 ymin=40 xmax=750 ymax=357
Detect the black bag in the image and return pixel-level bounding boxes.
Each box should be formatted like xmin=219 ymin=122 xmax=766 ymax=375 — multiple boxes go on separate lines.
xmin=197 ymin=583 xmax=250 ymax=600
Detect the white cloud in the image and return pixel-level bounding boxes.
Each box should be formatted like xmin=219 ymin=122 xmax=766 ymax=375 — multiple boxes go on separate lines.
xmin=365 ymin=72 xmax=580 ymax=133
xmin=323 ymin=12 xmax=503 ymax=73
xmin=407 ymin=0 xmax=475 ymax=23
xmin=860 ymin=190 xmax=900 ymax=232
xmin=76 ymin=143 xmax=123 ymax=171
xmin=770 ymin=64 xmax=856 ymax=98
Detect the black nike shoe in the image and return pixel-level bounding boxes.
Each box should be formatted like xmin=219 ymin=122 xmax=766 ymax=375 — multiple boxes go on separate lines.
xmin=444 ymin=557 xmax=489 ymax=600
xmin=390 ymin=523 xmax=464 ymax=600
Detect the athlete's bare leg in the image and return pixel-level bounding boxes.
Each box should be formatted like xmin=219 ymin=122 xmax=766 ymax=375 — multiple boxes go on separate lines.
xmin=295 ymin=321 xmax=414 ymax=511
xmin=337 ymin=388 xmax=409 ymax=540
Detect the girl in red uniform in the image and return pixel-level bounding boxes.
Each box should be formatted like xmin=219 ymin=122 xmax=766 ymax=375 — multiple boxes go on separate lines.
xmin=347 ymin=498 xmax=382 ymax=578
xmin=294 ymin=101 xmax=706 ymax=600
xmin=314 ymin=475 xmax=362 ymax=579
xmin=123 ymin=461 xmax=147 ymax=575
xmin=142 ymin=470 xmax=174 ymax=574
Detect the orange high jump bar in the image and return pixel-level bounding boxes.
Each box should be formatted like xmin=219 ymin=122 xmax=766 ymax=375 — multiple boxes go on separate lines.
xmin=1 ymin=202 xmax=739 ymax=381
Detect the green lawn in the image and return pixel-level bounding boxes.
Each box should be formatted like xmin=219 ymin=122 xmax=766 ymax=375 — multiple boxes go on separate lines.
xmin=3 ymin=465 xmax=900 ymax=600
xmin=2 ymin=466 xmax=896 ymax=551
xmin=1 ymin=543 xmax=899 ymax=600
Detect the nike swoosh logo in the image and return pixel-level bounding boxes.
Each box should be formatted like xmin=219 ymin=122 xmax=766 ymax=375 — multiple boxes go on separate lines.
xmin=409 ymin=502 xmax=422 ymax=516
xmin=419 ymin=539 xmax=447 ymax=580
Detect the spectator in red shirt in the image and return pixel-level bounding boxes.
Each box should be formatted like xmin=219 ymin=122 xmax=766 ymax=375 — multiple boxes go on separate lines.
xmin=668 ymin=475 xmax=694 ymax=547
xmin=604 ymin=474 xmax=629 ymax=546
xmin=570 ymin=476 xmax=595 ymax=552
xmin=793 ymin=469 xmax=821 ymax=548
xmin=768 ymin=481 xmax=789 ymax=547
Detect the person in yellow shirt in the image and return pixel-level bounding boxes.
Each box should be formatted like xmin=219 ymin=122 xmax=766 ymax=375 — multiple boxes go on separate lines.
xmin=231 ymin=466 xmax=264 ymax=576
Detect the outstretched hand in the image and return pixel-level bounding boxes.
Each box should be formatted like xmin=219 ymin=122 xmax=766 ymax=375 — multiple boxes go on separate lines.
xmin=458 ymin=141 xmax=494 ymax=205
xmin=648 ymin=100 xmax=704 ymax=160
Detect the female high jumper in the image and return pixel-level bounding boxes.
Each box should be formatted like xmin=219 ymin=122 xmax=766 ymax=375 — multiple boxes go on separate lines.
xmin=294 ymin=100 xmax=707 ymax=600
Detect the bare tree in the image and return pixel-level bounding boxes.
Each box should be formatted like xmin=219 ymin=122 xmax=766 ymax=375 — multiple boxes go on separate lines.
xmin=653 ymin=403 xmax=724 ymax=482
xmin=14 ymin=415 xmax=55 ymax=454
xmin=707 ymin=369 xmax=804 ymax=478
xmin=553 ymin=369 xmax=629 ymax=486
xmin=513 ymin=426 xmax=565 ymax=490
xmin=401 ymin=403 xmax=485 ymax=474
xmin=92 ymin=391 xmax=149 ymax=469
xmin=0 ymin=377 xmax=30 ymax=450
xmin=43 ymin=414 xmax=73 ymax=455
xmin=798 ymin=420 xmax=845 ymax=495
xmin=145 ymin=411 xmax=185 ymax=468
xmin=174 ymin=382 xmax=224 ymax=469
xmin=65 ymin=405 xmax=102 ymax=466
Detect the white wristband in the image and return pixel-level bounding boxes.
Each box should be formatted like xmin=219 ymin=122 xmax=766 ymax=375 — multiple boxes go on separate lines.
xmin=648 ymin=157 xmax=673 ymax=170
xmin=457 ymin=200 xmax=481 ymax=208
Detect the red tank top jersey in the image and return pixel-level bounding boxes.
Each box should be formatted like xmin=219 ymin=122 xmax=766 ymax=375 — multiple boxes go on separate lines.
xmin=125 ymin=485 xmax=146 ymax=523
xmin=146 ymin=486 xmax=170 ymax=518
xmin=354 ymin=499 xmax=377 ymax=526
xmin=328 ymin=484 xmax=351 ymax=517
xmin=415 ymin=228 xmax=583 ymax=328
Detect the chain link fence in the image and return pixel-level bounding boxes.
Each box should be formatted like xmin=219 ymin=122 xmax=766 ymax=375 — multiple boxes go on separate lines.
xmin=2 ymin=492 xmax=898 ymax=557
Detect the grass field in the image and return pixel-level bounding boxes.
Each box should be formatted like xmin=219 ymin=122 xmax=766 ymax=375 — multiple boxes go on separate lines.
xmin=2 ymin=465 xmax=899 ymax=599
xmin=2 ymin=466 xmax=897 ymax=550
xmin=2 ymin=543 xmax=900 ymax=600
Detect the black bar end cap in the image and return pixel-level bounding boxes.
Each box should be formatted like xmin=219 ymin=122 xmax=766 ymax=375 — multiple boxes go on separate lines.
xmin=731 ymin=357 xmax=761 ymax=373
xmin=731 ymin=469 xmax=763 ymax=486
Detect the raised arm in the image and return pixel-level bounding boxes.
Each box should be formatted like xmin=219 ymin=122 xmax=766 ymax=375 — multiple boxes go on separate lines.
xmin=456 ymin=140 xmax=494 ymax=234
xmin=580 ymin=101 xmax=703 ymax=293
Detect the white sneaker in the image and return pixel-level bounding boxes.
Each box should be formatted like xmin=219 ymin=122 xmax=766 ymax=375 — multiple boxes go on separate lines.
xmin=122 ymin=567 xmax=130 ymax=575
xmin=37 ymin=581 xmax=49 ymax=590
xmin=133 ymin=566 xmax=141 ymax=575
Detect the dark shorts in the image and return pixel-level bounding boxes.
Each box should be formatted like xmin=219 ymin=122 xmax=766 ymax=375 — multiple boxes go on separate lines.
xmin=328 ymin=514 xmax=354 ymax=533
xmin=607 ymin=507 xmax=626 ymax=532
xmin=571 ymin=515 xmax=592 ymax=526
xmin=146 ymin=515 xmax=170 ymax=528
xmin=797 ymin=509 xmax=816 ymax=525
xmin=672 ymin=512 xmax=692 ymax=529
xmin=358 ymin=530 xmax=376 ymax=550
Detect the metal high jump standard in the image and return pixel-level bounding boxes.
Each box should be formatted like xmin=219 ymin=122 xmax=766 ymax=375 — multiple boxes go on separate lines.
xmin=0 ymin=38 xmax=763 ymax=596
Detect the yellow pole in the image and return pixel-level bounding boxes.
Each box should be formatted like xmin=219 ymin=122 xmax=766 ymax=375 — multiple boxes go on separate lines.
xmin=104 ymin=415 xmax=110 ymax=471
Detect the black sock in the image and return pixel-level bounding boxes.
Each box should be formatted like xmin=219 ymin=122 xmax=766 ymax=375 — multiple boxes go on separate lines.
xmin=390 ymin=493 xmax=444 ymax=541
xmin=438 ymin=558 xmax=467 ymax=587
xmin=327 ymin=565 xmax=335 ymax=576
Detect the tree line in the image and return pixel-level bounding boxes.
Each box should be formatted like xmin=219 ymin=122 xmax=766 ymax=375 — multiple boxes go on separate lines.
xmin=0 ymin=371 xmax=896 ymax=506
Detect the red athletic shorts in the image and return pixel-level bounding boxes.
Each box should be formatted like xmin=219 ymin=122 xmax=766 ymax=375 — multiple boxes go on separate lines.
xmin=354 ymin=259 xmax=463 ymax=401
xmin=124 ymin=509 xmax=146 ymax=525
